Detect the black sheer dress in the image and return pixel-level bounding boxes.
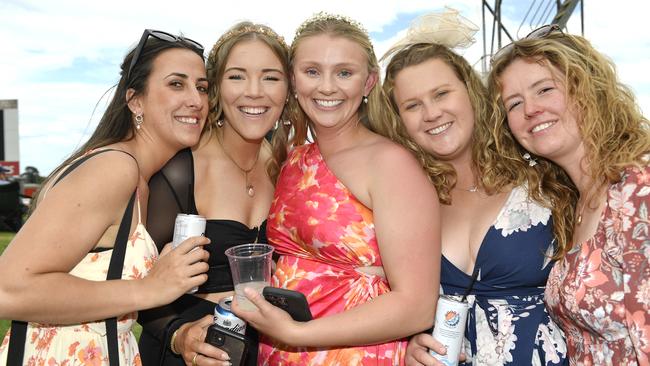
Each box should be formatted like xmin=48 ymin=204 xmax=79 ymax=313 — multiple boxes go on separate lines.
xmin=138 ymin=148 xmax=264 ymax=366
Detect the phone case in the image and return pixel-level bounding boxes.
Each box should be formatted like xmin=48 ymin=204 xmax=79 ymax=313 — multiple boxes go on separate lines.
xmin=204 ymin=325 xmax=248 ymax=366
xmin=262 ymin=286 xmax=313 ymax=322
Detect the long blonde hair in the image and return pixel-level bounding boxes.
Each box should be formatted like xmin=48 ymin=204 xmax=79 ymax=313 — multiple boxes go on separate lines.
xmin=488 ymin=31 xmax=649 ymax=257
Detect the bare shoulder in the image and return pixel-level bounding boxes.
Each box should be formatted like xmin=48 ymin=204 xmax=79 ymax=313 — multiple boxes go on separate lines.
xmin=365 ymin=135 xmax=423 ymax=175
xmin=48 ymin=149 xmax=139 ymax=198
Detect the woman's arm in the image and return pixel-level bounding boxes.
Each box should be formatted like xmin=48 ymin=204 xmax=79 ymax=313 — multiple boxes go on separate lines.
xmin=235 ymin=142 xmax=441 ymax=347
xmin=0 ymin=151 xmax=209 ymax=324
xmin=619 ymin=167 xmax=650 ymax=362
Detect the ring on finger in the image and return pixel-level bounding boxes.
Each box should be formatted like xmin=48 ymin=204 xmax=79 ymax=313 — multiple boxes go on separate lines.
xmin=192 ymin=353 xmax=199 ymax=366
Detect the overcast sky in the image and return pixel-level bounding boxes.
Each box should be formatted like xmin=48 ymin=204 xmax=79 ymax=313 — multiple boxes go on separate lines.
xmin=1 ymin=0 xmax=648 ymax=175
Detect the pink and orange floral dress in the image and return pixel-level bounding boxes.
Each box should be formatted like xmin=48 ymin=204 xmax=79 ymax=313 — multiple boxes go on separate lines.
xmin=259 ymin=143 xmax=406 ymax=365
xmin=545 ymin=164 xmax=650 ymax=365
xmin=0 ymin=192 xmax=157 ymax=366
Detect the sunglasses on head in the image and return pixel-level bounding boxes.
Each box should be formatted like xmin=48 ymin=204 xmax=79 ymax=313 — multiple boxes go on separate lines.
xmin=492 ymin=24 xmax=563 ymax=64
xmin=126 ymin=29 xmax=204 ymax=83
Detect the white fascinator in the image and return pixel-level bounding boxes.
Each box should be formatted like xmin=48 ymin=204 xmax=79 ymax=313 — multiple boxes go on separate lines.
xmin=381 ymin=7 xmax=479 ymax=62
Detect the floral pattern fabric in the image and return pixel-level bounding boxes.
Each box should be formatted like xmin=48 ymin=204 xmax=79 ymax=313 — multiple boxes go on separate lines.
xmin=441 ymin=185 xmax=568 ymax=365
xmin=259 ymin=143 xmax=406 ymax=365
xmin=0 ymin=193 xmax=157 ymax=366
xmin=545 ymin=164 xmax=650 ymax=366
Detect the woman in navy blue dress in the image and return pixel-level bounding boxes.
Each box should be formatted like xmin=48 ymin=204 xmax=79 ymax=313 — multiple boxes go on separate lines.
xmin=380 ymin=10 xmax=575 ymax=365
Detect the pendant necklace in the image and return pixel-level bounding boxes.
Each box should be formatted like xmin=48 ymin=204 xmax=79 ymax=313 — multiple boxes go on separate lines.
xmin=218 ymin=132 xmax=260 ymax=197
xmin=459 ymin=186 xmax=479 ymax=193
xmin=576 ymin=183 xmax=603 ymax=226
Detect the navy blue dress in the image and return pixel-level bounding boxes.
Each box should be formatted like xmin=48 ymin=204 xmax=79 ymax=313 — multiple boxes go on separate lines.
xmin=440 ymin=186 xmax=568 ymax=365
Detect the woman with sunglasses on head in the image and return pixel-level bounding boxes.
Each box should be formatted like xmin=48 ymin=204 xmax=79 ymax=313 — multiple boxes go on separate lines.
xmin=230 ymin=13 xmax=441 ymax=365
xmin=488 ymin=25 xmax=650 ymax=365
xmin=380 ymin=10 xmax=570 ymax=366
xmin=0 ymin=30 xmax=209 ymax=365
xmin=137 ymin=22 xmax=295 ymax=366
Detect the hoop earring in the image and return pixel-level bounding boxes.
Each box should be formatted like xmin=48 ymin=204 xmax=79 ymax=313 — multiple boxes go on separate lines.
xmin=216 ymin=119 xmax=224 ymax=128
xmin=363 ymin=96 xmax=368 ymax=104
xmin=135 ymin=114 xmax=143 ymax=130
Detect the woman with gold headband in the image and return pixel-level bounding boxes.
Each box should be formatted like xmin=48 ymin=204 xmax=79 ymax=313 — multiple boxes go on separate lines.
xmin=229 ymin=12 xmax=441 ymax=365
xmin=380 ymin=9 xmax=569 ymax=365
xmin=488 ymin=24 xmax=650 ymax=365
xmin=137 ymin=22 xmax=298 ymax=366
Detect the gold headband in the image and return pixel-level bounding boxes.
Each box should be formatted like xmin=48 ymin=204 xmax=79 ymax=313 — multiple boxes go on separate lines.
xmin=209 ymin=24 xmax=288 ymax=60
xmin=294 ymin=11 xmax=369 ymax=42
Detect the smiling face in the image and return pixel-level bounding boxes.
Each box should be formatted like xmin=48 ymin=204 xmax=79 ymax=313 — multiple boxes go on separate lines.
xmin=499 ymin=57 xmax=583 ymax=165
xmin=292 ymin=34 xmax=377 ymax=130
xmin=219 ymin=39 xmax=288 ymax=141
xmin=132 ymin=48 xmax=208 ymax=149
xmin=393 ymin=58 xmax=475 ymax=162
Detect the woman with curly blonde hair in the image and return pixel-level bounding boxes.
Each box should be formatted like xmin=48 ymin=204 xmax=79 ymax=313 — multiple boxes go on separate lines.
xmin=488 ymin=25 xmax=650 ymax=365
xmin=381 ymin=10 xmax=570 ymax=365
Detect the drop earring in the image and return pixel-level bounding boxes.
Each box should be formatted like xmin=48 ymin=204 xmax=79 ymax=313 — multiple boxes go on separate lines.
xmin=135 ymin=114 xmax=143 ymax=130
xmin=522 ymin=152 xmax=538 ymax=167
xmin=363 ymin=96 xmax=368 ymax=104
xmin=216 ymin=119 xmax=224 ymax=128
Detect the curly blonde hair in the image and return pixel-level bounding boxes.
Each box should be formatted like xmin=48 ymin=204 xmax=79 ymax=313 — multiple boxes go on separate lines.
xmin=206 ymin=21 xmax=301 ymax=183
xmin=289 ymin=13 xmax=400 ymax=143
xmin=488 ymin=31 xmax=650 ymax=257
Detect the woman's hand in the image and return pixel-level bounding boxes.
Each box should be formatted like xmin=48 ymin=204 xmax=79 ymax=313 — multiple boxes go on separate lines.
xmin=231 ymin=287 xmax=304 ymax=346
xmin=405 ymin=332 xmax=466 ymax=366
xmin=175 ymin=315 xmax=232 ymax=366
xmin=140 ymin=235 xmax=210 ymax=308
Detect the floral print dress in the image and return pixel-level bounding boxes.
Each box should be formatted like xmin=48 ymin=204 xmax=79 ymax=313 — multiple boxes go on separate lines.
xmin=259 ymin=143 xmax=406 ymax=365
xmin=0 ymin=192 xmax=157 ymax=366
xmin=545 ymin=164 xmax=650 ymax=365
xmin=441 ymin=185 xmax=568 ymax=365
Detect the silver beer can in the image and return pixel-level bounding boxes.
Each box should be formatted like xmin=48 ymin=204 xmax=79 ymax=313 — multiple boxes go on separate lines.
xmin=430 ymin=295 xmax=469 ymax=366
xmin=214 ymin=296 xmax=247 ymax=335
xmin=172 ymin=214 xmax=206 ymax=248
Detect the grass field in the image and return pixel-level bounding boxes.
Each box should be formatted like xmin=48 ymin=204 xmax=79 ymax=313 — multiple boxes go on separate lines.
xmin=0 ymin=232 xmax=142 ymax=342
xmin=0 ymin=232 xmax=15 ymax=341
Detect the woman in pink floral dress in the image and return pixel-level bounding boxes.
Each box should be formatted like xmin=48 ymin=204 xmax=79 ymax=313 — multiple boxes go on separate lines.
xmin=232 ymin=13 xmax=442 ymax=366
xmin=488 ymin=26 xmax=650 ymax=365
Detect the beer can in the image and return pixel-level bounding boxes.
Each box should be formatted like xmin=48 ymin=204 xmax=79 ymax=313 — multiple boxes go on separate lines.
xmin=214 ymin=296 xmax=247 ymax=335
xmin=430 ymin=295 xmax=469 ymax=366
xmin=172 ymin=214 xmax=206 ymax=248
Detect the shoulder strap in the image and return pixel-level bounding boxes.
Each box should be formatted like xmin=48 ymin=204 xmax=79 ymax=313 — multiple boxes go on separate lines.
xmin=7 ymin=177 xmax=137 ymax=366
xmin=105 ymin=191 xmax=136 ymax=366
xmin=6 ymin=321 xmax=27 ymax=366
xmin=54 ymin=148 xmax=139 ymax=186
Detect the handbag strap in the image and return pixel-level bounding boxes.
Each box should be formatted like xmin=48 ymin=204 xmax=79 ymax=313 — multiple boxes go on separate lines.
xmin=106 ymin=191 xmax=136 ymax=366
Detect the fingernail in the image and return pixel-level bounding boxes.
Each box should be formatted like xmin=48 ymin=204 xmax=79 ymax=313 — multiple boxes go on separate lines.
xmin=221 ymin=353 xmax=231 ymax=361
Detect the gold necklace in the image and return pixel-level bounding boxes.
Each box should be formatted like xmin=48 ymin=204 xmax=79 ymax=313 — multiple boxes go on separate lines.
xmin=217 ymin=132 xmax=260 ymax=197
xmin=576 ymin=183 xmax=604 ymax=225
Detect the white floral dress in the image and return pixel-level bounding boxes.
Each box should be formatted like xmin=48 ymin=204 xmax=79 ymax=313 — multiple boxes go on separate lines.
xmin=0 ymin=191 xmax=157 ymax=365
xmin=440 ymin=185 xmax=568 ymax=365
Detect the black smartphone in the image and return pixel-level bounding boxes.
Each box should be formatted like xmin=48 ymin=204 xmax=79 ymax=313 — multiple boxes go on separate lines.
xmin=262 ymin=286 xmax=313 ymax=322
xmin=204 ymin=325 xmax=249 ymax=366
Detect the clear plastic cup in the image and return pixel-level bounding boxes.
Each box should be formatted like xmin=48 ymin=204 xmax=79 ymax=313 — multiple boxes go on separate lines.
xmin=225 ymin=243 xmax=274 ymax=311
